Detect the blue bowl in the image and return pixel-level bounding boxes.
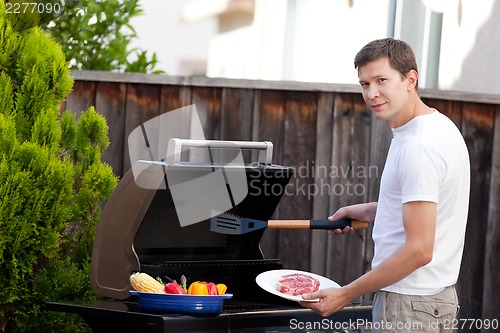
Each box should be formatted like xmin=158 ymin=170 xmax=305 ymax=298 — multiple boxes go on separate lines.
xmin=130 ymin=291 xmax=233 ymax=314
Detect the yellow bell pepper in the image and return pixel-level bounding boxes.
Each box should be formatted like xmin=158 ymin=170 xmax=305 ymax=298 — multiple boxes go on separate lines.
xmin=216 ymin=283 xmax=227 ymax=295
xmin=187 ymin=281 xmax=209 ymax=295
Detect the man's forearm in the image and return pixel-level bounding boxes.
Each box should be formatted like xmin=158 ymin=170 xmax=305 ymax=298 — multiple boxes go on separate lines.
xmin=342 ymin=241 xmax=431 ymax=300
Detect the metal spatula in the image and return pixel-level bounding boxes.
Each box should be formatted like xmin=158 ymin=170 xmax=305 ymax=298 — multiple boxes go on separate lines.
xmin=210 ymin=212 xmax=369 ymax=235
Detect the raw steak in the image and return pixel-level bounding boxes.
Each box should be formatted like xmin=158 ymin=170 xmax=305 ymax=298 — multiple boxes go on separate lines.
xmin=276 ymin=273 xmax=320 ymax=296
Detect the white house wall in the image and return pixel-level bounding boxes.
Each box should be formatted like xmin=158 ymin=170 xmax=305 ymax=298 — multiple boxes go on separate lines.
xmin=438 ymin=0 xmax=500 ymax=94
xmin=282 ymin=0 xmax=392 ymax=84
xmin=129 ymin=0 xmax=217 ymax=76
xmin=207 ymin=0 xmax=289 ymax=79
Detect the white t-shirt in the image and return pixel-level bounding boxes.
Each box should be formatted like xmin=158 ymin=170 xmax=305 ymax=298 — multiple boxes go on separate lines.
xmin=372 ymin=110 xmax=470 ymax=295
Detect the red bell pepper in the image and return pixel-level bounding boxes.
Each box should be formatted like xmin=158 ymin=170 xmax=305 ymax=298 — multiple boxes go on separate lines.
xmin=165 ymin=281 xmax=187 ymax=294
xmin=206 ymin=282 xmax=218 ymax=295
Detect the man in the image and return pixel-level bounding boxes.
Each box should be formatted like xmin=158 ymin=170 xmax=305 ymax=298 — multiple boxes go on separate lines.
xmin=300 ymin=38 xmax=470 ymax=332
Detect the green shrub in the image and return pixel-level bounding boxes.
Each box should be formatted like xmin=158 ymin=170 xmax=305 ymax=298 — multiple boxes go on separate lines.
xmin=0 ymin=1 xmax=117 ymax=331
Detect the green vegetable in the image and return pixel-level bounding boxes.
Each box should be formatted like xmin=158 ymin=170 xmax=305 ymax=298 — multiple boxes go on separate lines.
xmin=180 ymin=275 xmax=187 ymax=292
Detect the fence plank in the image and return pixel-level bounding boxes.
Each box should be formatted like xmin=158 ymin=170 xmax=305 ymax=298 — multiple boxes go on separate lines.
xmin=122 ymin=83 xmax=161 ymax=173
xmin=159 ymin=85 xmax=191 ymax=114
xmin=156 ymin=85 xmax=192 ymax=164
xmin=65 ymin=80 xmax=96 ymax=117
xmin=252 ymin=90 xmax=287 ymax=163
xmin=191 ymin=87 xmax=222 ymax=141
xmin=95 ymin=82 xmax=127 ymax=177
xmin=278 ymin=91 xmax=318 ymax=271
xmin=254 ymin=90 xmax=287 ymax=260
xmin=220 ymin=88 xmax=255 ymax=163
xmin=157 ymin=85 xmax=195 ymax=165
xmin=220 ymin=88 xmax=254 ymax=141
xmin=310 ymin=92 xmax=335 ymax=275
xmin=457 ymin=103 xmax=495 ymax=326
xmin=366 ymin=116 xmax=392 ymax=203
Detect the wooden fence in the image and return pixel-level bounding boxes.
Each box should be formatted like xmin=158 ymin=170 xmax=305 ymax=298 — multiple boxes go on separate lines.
xmin=65 ymin=71 xmax=499 ymax=330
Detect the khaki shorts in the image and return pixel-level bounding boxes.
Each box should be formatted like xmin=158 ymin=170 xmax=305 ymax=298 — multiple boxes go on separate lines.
xmin=372 ymin=285 xmax=459 ymax=333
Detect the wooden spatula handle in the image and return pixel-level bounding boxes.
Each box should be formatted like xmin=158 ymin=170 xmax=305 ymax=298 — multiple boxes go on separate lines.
xmin=267 ymin=220 xmax=310 ymax=228
xmin=350 ymin=220 xmax=370 ymax=229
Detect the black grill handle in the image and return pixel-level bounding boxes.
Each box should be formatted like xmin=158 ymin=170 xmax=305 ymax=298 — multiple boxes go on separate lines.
xmin=309 ymin=219 xmax=369 ymax=230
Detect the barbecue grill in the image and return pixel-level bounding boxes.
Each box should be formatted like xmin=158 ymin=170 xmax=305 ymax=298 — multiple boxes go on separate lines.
xmin=47 ymin=139 xmax=372 ymax=332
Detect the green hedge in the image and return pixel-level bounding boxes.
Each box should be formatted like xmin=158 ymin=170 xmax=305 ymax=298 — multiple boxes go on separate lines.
xmin=0 ymin=1 xmax=117 ymax=331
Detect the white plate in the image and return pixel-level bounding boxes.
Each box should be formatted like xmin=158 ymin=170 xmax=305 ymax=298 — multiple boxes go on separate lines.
xmin=255 ymin=269 xmax=340 ymax=302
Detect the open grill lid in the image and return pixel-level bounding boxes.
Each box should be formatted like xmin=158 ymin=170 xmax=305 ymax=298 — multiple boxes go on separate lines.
xmin=90 ymin=139 xmax=293 ymax=299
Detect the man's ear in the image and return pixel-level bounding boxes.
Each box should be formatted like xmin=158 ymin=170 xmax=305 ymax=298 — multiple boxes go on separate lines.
xmin=406 ymin=70 xmax=419 ymax=90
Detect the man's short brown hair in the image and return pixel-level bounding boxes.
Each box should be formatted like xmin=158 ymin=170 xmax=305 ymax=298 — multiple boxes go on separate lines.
xmin=354 ymin=38 xmax=419 ymax=88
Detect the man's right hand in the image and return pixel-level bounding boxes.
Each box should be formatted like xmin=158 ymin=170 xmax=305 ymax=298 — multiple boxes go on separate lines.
xmin=328 ymin=202 xmax=377 ymax=235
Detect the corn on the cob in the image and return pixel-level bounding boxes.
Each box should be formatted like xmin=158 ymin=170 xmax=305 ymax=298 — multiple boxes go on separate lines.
xmin=130 ymin=272 xmax=166 ymax=294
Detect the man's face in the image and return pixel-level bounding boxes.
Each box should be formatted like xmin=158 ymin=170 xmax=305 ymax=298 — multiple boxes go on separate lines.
xmin=358 ymin=57 xmax=412 ymax=127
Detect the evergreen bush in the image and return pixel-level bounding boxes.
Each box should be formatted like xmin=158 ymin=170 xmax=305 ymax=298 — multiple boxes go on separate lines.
xmin=0 ymin=1 xmax=117 ymax=331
